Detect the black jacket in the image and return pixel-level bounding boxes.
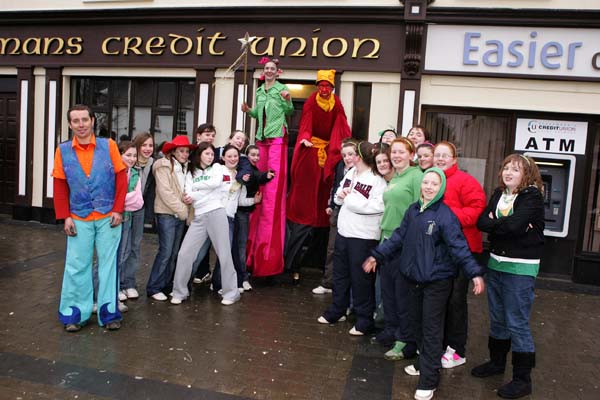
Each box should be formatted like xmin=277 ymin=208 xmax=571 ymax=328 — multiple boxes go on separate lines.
xmin=477 ymin=186 xmax=545 ymax=260
xmin=237 ymin=157 xmax=272 ymax=213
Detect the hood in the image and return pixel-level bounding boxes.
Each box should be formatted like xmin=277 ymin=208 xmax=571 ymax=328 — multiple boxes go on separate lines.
xmin=419 ymin=167 xmax=446 ymax=211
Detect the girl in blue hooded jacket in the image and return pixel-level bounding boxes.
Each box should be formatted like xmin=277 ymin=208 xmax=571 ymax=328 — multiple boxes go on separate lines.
xmin=363 ymin=167 xmax=485 ymax=400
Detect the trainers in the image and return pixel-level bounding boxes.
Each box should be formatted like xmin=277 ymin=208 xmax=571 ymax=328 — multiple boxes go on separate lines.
xmin=151 ymin=292 xmax=168 ymax=301
xmin=242 ymin=281 xmax=252 ymax=291
xmin=414 ymin=389 xmax=436 ymax=400
xmin=404 ymin=365 xmax=420 ymax=376
xmin=441 ymin=346 xmax=466 ymax=369
xmin=118 ymin=301 xmax=129 ymax=313
xmin=125 ymin=288 xmax=139 ymax=299
xmin=106 ymin=321 xmax=121 ymax=331
xmin=221 ymin=298 xmax=239 ymax=306
xmin=312 ymin=285 xmax=333 ymax=294
xmin=118 ymin=290 xmax=127 ymax=301
xmin=92 ymin=303 xmax=98 ymax=314
xmin=193 ymin=277 xmax=203 ymax=284
xmin=317 ymin=315 xmax=346 ymax=324
xmin=384 ymin=341 xmax=407 ymax=361
xmin=349 ymin=326 xmax=364 ymax=336
xmin=200 ymin=272 xmax=212 ymax=283
xmin=170 ymin=297 xmax=183 ymax=305
xmin=65 ymin=323 xmax=82 ymax=332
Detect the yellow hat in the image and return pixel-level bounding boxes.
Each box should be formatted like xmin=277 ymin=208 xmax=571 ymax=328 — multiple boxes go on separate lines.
xmin=316 ymin=69 xmax=336 ymax=86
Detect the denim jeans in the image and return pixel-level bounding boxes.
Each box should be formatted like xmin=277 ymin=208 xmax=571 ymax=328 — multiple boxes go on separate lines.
xmin=234 ymin=210 xmax=250 ymax=282
xmin=120 ymin=207 xmax=145 ymax=290
xmin=146 ymin=214 xmax=185 ymax=296
xmin=487 ymin=268 xmax=536 ymax=353
xmin=117 ymin=215 xmax=133 ymax=290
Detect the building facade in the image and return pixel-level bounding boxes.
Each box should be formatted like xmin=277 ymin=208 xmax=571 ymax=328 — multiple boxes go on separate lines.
xmin=1 ymin=0 xmax=600 ymax=284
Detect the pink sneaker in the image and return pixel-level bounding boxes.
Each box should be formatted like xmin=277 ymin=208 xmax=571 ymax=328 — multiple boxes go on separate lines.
xmin=441 ymin=346 xmax=466 ymax=369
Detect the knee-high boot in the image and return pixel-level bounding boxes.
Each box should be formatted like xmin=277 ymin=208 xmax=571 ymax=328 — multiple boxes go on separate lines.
xmin=471 ymin=336 xmax=511 ymax=378
xmin=497 ymin=351 xmax=535 ymax=399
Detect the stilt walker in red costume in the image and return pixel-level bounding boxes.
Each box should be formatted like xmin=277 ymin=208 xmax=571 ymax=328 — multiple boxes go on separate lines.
xmin=285 ymin=69 xmax=352 ymax=284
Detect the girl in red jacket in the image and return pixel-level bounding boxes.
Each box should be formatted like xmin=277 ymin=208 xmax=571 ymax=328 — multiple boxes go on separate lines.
xmin=433 ymin=141 xmax=487 ymax=369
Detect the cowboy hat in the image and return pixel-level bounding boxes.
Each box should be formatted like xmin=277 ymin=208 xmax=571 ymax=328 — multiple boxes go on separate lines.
xmin=162 ymin=135 xmax=198 ymax=154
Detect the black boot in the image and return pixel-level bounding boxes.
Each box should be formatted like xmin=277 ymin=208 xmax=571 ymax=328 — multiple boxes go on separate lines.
xmin=497 ymin=352 xmax=535 ymax=399
xmin=471 ymin=337 xmax=511 ymax=378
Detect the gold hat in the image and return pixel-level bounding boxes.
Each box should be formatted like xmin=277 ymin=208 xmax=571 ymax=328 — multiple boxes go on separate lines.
xmin=316 ymin=69 xmax=336 ymax=86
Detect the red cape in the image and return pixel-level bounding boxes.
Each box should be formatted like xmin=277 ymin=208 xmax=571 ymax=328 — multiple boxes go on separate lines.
xmin=286 ymin=92 xmax=351 ymax=227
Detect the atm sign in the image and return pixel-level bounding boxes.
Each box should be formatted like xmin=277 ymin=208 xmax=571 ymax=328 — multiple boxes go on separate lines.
xmin=515 ymin=118 xmax=588 ymax=155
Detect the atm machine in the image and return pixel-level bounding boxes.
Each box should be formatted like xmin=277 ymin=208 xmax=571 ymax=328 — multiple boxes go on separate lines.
xmin=524 ymin=153 xmax=575 ymax=238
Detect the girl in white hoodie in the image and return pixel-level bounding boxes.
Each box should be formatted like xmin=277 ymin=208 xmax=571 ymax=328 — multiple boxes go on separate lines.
xmin=171 ymin=142 xmax=241 ymax=306
xmin=318 ymin=141 xmax=387 ymax=336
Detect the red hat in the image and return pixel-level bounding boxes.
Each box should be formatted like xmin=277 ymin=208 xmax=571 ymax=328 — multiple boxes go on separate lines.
xmin=162 ymin=135 xmax=198 ymax=154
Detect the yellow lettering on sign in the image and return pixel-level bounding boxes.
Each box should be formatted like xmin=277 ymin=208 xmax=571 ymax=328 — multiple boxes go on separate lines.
xmin=43 ymin=37 xmax=65 ymax=55
xmin=169 ymin=34 xmax=193 ymax=55
xmin=208 ymin=32 xmax=226 ymax=56
xmin=352 ymin=38 xmax=380 ymax=59
xmin=66 ymin=37 xmax=83 ymax=55
xmin=0 ymin=38 xmax=21 ymax=55
xmin=23 ymin=37 xmax=41 ymax=55
xmin=250 ymin=37 xmax=275 ymax=56
xmin=280 ymin=37 xmax=306 ymax=57
xmin=102 ymin=37 xmax=121 ymax=55
xmin=123 ymin=37 xmax=143 ymax=55
xmin=322 ymin=38 xmax=348 ymax=58
xmin=146 ymin=36 xmax=166 ymax=55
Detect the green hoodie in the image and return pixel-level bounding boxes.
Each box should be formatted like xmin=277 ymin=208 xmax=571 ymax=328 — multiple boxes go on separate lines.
xmin=418 ymin=167 xmax=446 ymax=212
xmin=380 ymin=166 xmax=423 ymax=239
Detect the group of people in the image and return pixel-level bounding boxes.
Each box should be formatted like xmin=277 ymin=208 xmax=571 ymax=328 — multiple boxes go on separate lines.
xmin=53 ymin=58 xmax=545 ymax=400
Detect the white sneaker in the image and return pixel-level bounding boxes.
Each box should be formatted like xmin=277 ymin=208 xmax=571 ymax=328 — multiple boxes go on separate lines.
xmin=238 ymin=288 xmax=244 ymax=294
xmin=414 ymin=389 xmax=436 ymax=400
xmin=92 ymin=303 xmax=98 ymax=314
xmin=312 ymin=285 xmax=333 ymax=294
xmin=242 ymin=281 xmax=252 ymax=291
xmin=118 ymin=301 xmax=129 ymax=313
xmin=404 ymin=365 xmax=420 ymax=376
xmin=118 ymin=290 xmax=127 ymax=301
xmin=221 ymin=297 xmax=239 ymax=306
xmin=218 ymin=289 xmax=223 ymax=295
xmin=441 ymin=346 xmax=466 ymax=369
xmin=125 ymin=288 xmax=139 ymax=299
xmin=151 ymin=292 xmax=168 ymax=301
xmin=349 ymin=326 xmax=364 ymax=336
xmin=170 ymin=297 xmax=182 ymax=305
xmin=317 ymin=315 xmax=346 ymax=324
xmin=193 ymin=277 xmax=203 ymax=284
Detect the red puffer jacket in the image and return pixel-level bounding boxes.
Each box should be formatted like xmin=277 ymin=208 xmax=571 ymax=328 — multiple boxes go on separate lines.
xmin=442 ymin=163 xmax=487 ymax=253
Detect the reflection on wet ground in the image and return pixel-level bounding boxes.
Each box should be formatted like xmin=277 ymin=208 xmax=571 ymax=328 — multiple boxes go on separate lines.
xmin=0 ymin=216 xmax=599 ymax=399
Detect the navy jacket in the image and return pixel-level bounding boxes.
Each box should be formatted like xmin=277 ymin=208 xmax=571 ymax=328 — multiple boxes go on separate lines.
xmin=372 ymin=199 xmax=484 ymax=284
xmin=236 ymin=157 xmax=272 ymax=213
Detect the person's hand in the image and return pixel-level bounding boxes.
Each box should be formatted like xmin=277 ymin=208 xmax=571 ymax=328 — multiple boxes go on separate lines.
xmin=254 ymin=191 xmax=263 ymax=204
xmin=183 ymin=193 xmax=193 ymax=205
xmin=325 ymin=207 xmax=332 ymax=216
xmin=267 ymin=170 xmax=275 ymax=179
xmin=300 ymin=139 xmax=313 ymax=147
xmin=472 ymin=276 xmax=485 ymax=295
xmin=337 ymin=187 xmax=351 ymax=201
xmin=64 ymin=217 xmax=77 ymax=236
xmin=241 ymin=102 xmax=250 ymax=113
xmin=362 ymin=256 xmax=377 ymax=273
xmin=110 ymin=212 xmax=122 ymax=227
xmin=242 ymin=173 xmax=250 ymax=182
xmin=280 ymin=90 xmax=291 ymax=101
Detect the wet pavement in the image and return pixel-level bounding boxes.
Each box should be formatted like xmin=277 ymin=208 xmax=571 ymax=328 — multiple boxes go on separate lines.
xmin=1 ymin=215 xmax=599 ymax=400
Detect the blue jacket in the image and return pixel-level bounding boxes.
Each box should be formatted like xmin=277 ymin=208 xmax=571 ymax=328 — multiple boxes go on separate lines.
xmin=372 ymin=196 xmax=484 ymax=284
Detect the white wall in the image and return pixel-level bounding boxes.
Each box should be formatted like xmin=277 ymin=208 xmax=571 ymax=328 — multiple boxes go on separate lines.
xmin=420 ymin=75 xmax=600 ymax=115
xmin=0 ymin=0 xmax=399 ymax=11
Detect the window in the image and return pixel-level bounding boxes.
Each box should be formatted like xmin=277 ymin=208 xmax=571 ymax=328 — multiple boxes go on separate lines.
xmin=352 ymin=83 xmax=372 ymax=141
xmin=71 ymin=78 xmax=195 ymax=143
xmin=582 ymin=124 xmax=600 ymax=253
xmin=423 ymin=108 xmax=512 ymax=197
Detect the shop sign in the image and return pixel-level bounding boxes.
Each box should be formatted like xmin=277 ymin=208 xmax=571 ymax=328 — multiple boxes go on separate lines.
xmin=426 ymin=25 xmax=600 ymax=79
xmin=515 ymin=118 xmax=588 ymax=155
